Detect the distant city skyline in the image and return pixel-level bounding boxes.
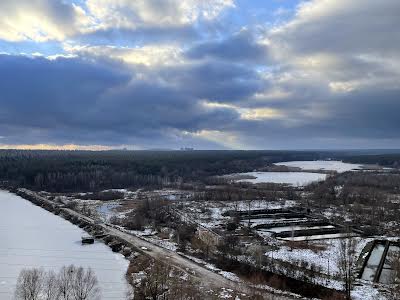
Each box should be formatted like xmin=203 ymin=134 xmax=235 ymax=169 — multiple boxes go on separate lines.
xmin=0 ymin=0 xmax=399 ymax=150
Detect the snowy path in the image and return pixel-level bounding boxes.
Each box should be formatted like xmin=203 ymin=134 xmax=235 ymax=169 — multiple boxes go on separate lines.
xmin=63 ymin=208 xmax=296 ymax=300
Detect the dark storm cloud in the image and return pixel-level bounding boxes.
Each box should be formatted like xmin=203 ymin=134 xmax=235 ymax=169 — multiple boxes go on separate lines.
xmin=0 ymin=54 xmax=130 ymax=128
xmin=159 ymin=60 xmax=264 ymax=102
xmin=77 ymin=25 xmax=199 ymax=46
xmin=185 ymin=30 xmax=269 ymax=63
xmin=0 ymin=55 xmax=239 ymax=146
xmin=223 ymin=86 xmax=400 ymax=149
xmin=0 ymin=0 xmax=400 ymax=149
xmin=319 ymin=89 xmax=400 ymax=139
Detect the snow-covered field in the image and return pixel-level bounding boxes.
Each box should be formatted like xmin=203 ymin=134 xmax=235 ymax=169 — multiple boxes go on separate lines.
xmin=275 ymin=160 xmax=362 ymax=173
xmin=179 ymin=199 xmax=297 ymax=230
xmin=268 ymin=238 xmax=373 ymax=276
xmin=236 ymin=171 xmax=327 ymax=186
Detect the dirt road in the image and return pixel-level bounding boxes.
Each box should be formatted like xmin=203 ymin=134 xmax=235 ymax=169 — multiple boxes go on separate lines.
xmin=63 ymin=207 xmax=297 ymax=299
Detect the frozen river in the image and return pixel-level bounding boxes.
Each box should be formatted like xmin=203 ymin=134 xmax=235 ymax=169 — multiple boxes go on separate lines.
xmin=0 ymin=190 xmax=129 ymax=299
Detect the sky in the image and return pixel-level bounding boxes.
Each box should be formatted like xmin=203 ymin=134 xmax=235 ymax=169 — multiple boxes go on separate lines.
xmin=0 ymin=0 xmax=399 ymax=150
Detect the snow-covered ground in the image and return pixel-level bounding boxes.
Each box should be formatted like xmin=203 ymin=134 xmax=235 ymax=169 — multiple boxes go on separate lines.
xmin=267 ymin=239 xmax=342 ymax=276
xmin=275 ymin=160 xmax=362 ymax=173
xmin=179 ymin=199 xmax=298 ymax=230
xmin=235 ymin=171 xmax=327 ymax=186
xmin=352 ymin=283 xmax=388 ymax=300
xmin=267 ymin=237 xmax=373 ymax=277
xmin=96 ymin=202 xmax=120 ymax=222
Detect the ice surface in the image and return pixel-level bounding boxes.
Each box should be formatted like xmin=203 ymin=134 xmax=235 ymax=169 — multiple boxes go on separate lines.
xmin=275 ymin=160 xmax=362 ymax=173
xmin=0 ymin=191 xmax=129 ymax=300
xmin=379 ymin=245 xmax=400 ymax=284
xmin=279 ymin=233 xmax=354 ymax=241
xmin=264 ymin=224 xmax=335 ymax=233
xmin=361 ymin=244 xmax=385 ymax=281
xmin=236 ymin=171 xmax=327 ymax=186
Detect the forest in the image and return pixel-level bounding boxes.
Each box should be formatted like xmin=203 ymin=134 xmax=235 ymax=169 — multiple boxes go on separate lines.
xmin=0 ymin=149 xmax=322 ymax=192
xmin=1 ymin=149 xmax=400 ymax=192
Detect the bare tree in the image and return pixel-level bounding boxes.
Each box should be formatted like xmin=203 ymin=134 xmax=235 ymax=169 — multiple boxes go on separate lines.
xmin=337 ymin=236 xmax=357 ymax=299
xmin=14 ymin=266 xmax=100 ymax=300
xmin=169 ymin=274 xmax=204 ymax=300
xmin=247 ymin=199 xmax=253 ymax=230
xmin=127 ymin=257 xmax=205 ymax=300
xmin=71 ymin=267 xmax=100 ymax=300
xmin=58 ymin=265 xmax=75 ymax=300
xmin=14 ymin=268 xmax=44 ymax=300
xmin=43 ymin=271 xmax=59 ymax=300
xmin=130 ymin=258 xmax=170 ymax=300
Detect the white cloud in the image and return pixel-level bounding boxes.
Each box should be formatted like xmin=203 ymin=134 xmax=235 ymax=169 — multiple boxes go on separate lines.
xmin=0 ymin=0 xmax=86 ymax=42
xmin=85 ymin=0 xmax=234 ymax=29
xmin=65 ymin=44 xmax=184 ymax=67
xmin=0 ymin=0 xmax=234 ymax=42
xmin=260 ymin=0 xmax=400 ymax=102
xmin=239 ymin=108 xmax=284 ymax=120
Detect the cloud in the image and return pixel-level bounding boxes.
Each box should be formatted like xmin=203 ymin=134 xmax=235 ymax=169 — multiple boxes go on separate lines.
xmin=158 ymin=60 xmax=264 ymax=102
xmin=270 ymin=0 xmax=400 ymax=56
xmin=0 ymin=54 xmax=240 ymax=148
xmin=85 ymin=0 xmax=234 ymax=29
xmin=0 ymin=0 xmax=87 ymax=42
xmin=65 ymin=44 xmax=184 ymax=67
xmin=0 ymin=0 xmax=233 ymax=43
xmin=0 ymin=0 xmax=400 ymax=149
xmin=186 ymin=29 xmax=269 ymax=63
xmin=77 ymin=25 xmax=199 ymax=46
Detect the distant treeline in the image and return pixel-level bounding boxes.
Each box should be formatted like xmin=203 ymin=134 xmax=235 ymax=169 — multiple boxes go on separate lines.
xmin=0 ymin=149 xmax=323 ymax=192
xmin=1 ymin=149 xmax=399 ymax=192
xmin=342 ymin=153 xmax=400 ymax=167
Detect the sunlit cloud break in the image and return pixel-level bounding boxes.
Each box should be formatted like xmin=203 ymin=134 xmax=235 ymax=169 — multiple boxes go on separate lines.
xmin=0 ymin=0 xmax=399 ymax=149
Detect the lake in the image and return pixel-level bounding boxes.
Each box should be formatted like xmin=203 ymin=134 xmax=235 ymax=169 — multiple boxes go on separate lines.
xmin=275 ymin=160 xmax=362 ymax=173
xmin=0 ymin=190 xmax=129 ymax=299
xmin=236 ymin=171 xmax=327 ymax=186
